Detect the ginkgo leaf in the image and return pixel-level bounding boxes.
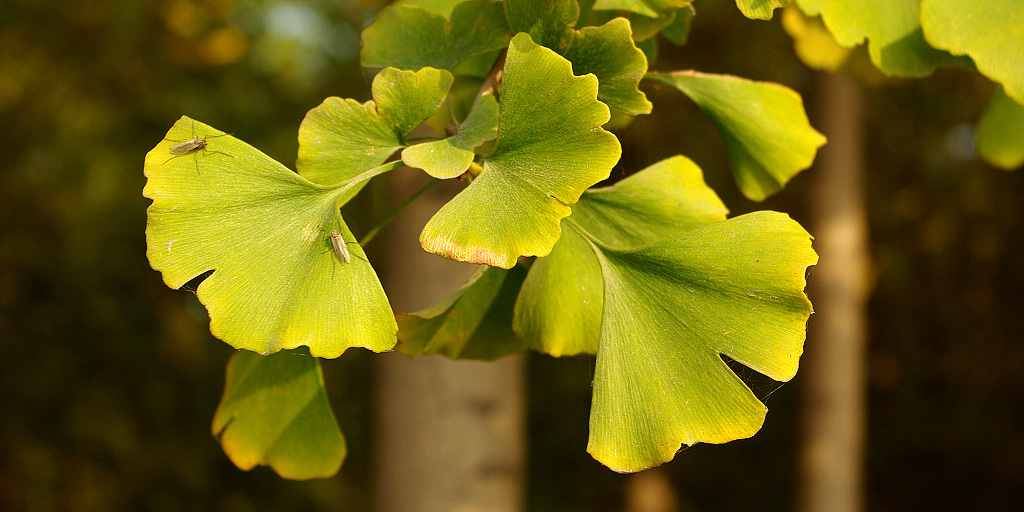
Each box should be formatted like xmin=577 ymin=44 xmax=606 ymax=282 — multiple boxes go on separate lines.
xmin=588 ymin=211 xmax=817 ymax=472
xmin=920 ymin=0 xmax=1024 ymax=105
xmin=735 ymin=0 xmax=789 ymax=21
xmin=396 ymin=264 xmax=529 ymax=360
xmin=794 ymin=0 xmax=970 ymax=77
xmin=976 ymin=87 xmax=1024 ymax=170
xmin=563 ymin=18 xmax=653 ymax=115
xmin=646 ymin=71 xmax=826 ymax=201
xmin=145 ymin=117 xmax=398 ymax=358
xmin=402 ymin=94 xmax=500 ymax=179
xmin=419 ymin=33 xmax=620 ymax=268
xmin=212 ymin=349 xmax=345 ymax=480
xmin=297 ymin=67 xmax=453 ymax=186
xmin=507 ymin=0 xmax=653 ymax=114
xmin=515 ymin=155 xmax=727 ymax=357
xmin=361 ymin=0 xmax=511 ymax=71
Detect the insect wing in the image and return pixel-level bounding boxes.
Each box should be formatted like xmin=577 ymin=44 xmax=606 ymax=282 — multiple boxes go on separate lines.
xmin=168 ymin=137 xmax=207 ymax=155
xmin=329 ymin=230 xmax=351 ymax=264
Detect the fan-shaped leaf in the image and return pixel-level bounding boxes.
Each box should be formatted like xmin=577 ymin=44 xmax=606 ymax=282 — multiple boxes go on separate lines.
xmin=589 ymin=211 xmax=816 ymax=472
xmin=504 ymin=0 xmax=579 ymax=49
xmin=212 ymin=349 xmax=345 ymax=480
xmin=735 ymin=0 xmax=789 ymax=21
xmin=515 ymin=155 xmax=727 ymax=356
xmin=402 ymin=94 xmax=499 ymax=178
xmin=297 ymin=67 xmax=453 ymax=186
xmin=145 ymin=117 xmax=397 ymax=358
xmin=507 ymin=0 xmax=652 ymax=115
xmin=646 ymin=71 xmax=826 ymax=201
xmin=419 ymin=33 xmax=620 ymax=268
xmin=592 ymin=0 xmax=692 ymax=18
xmin=564 ymin=18 xmax=653 ymax=115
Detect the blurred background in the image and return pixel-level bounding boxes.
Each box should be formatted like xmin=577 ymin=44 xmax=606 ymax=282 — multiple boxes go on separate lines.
xmin=1 ymin=0 xmax=1021 ymax=511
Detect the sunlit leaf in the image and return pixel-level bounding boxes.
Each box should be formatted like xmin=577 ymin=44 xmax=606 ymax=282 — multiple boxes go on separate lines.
xmin=145 ymin=117 xmax=397 ymax=358
xmin=976 ymin=87 xmax=1024 ymax=170
xmin=570 ymin=155 xmax=728 ymax=247
xmin=402 ymin=94 xmax=500 ymax=179
xmin=794 ymin=0 xmax=970 ymax=76
xmin=515 ymin=155 xmax=727 ymax=357
xmin=507 ymin=0 xmax=652 ymax=115
xmin=420 ymin=33 xmax=620 ymax=268
xmin=564 ymin=18 xmax=653 ymax=115
xmin=646 ymin=71 xmax=826 ymax=201
xmin=297 ymin=67 xmax=453 ymax=186
xmin=397 ymin=265 xmax=529 ymax=360
xmin=920 ymin=0 xmax=1024 ymax=105
xmin=361 ymin=0 xmax=511 ymax=70
xmin=212 ymin=349 xmax=345 ymax=480
xmin=735 ymin=0 xmax=789 ymax=20
xmin=588 ymin=211 xmax=817 ymax=472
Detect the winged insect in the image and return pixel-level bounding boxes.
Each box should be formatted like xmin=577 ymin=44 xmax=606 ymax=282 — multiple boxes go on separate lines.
xmin=162 ymin=120 xmax=233 ymax=173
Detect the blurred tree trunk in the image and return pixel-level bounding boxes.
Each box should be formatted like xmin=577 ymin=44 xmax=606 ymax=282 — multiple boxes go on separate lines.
xmin=373 ymin=170 xmax=525 ymax=512
xmin=624 ymin=468 xmax=681 ymax=512
xmin=800 ymin=72 xmax=868 ymax=512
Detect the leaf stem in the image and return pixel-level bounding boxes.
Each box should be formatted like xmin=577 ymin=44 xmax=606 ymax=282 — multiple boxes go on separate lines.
xmin=359 ymin=178 xmax=441 ymax=246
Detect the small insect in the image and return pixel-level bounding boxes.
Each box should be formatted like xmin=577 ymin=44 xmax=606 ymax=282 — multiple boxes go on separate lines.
xmin=162 ymin=120 xmax=233 ymax=173
xmin=327 ymin=230 xmax=351 ymax=264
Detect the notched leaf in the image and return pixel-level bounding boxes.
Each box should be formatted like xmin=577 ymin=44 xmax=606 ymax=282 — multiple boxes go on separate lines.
xmin=587 ymin=211 xmax=817 ymax=472
xmin=646 ymin=70 xmax=826 ymax=201
xmin=298 ymin=67 xmax=453 ymax=186
xmin=145 ymin=117 xmax=397 ymax=358
xmin=212 ymin=349 xmax=346 ymax=480
xmin=419 ymin=33 xmax=620 ymax=269
xmin=402 ymin=94 xmax=499 ymax=178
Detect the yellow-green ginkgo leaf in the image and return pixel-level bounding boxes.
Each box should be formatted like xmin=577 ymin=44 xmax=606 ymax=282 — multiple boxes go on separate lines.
xmin=735 ymin=0 xmax=789 ymax=21
xmin=145 ymin=117 xmax=398 ymax=358
xmin=515 ymin=155 xmax=728 ymax=357
xmin=588 ymin=211 xmax=817 ymax=472
xmin=419 ymin=33 xmax=620 ymax=268
xmin=507 ymin=0 xmax=653 ymax=114
xmin=297 ymin=67 xmax=453 ymax=186
xmin=402 ymin=94 xmax=499 ymax=179
xmin=646 ymin=71 xmax=826 ymax=201
xmin=212 ymin=349 xmax=345 ymax=480
xmin=361 ymin=0 xmax=511 ymax=71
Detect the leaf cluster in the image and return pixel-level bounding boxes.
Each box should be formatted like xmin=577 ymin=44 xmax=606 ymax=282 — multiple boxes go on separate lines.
xmin=144 ymin=0 xmax=825 ymax=477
